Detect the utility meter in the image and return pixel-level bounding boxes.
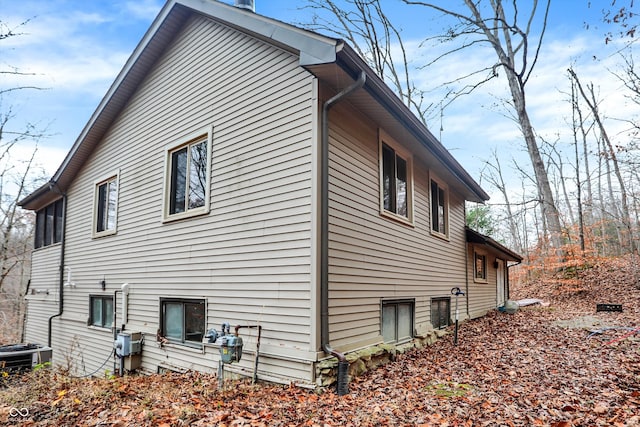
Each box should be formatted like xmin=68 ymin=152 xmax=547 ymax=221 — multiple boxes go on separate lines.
xmin=220 ymin=334 xmax=243 ymax=363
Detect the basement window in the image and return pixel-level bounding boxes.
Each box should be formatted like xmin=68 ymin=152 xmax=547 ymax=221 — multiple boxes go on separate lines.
xmin=160 ymin=298 xmax=205 ymax=345
xmin=89 ymin=295 xmax=114 ymax=329
xmin=431 ymin=297 xmax=451 ymax=330
xmin=382 ymin=299 xmax=414 ymax=343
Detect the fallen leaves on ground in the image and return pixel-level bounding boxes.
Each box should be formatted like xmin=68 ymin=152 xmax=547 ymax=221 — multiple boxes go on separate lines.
xmin=1 ymin=256 xmax=639 ymax=426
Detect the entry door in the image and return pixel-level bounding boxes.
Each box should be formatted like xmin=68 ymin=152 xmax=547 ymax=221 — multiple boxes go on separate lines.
xmin=496 ymin=259 xmax=506 ymax=306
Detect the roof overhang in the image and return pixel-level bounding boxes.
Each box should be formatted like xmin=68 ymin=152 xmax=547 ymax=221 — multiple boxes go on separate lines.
xmin=19 ymin=0 xmax=488 ymax=210
xmin=466 ymin=226 xmax=523 ymax=262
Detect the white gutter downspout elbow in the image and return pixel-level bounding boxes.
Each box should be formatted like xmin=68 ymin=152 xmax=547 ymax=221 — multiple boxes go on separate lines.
xmin=320 ymin=70 xmax=366 ymax=395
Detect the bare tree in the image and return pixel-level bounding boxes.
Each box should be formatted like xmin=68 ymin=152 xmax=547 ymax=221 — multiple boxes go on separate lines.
xmin=0 ymin=18 xmax=48 ymax=343
xmin=568 ymin=67 xmax=634 ymax=253
xmin=399 ymin=0 xmax=564 ymax=258
xmin=301 ymin=0 xmax=442 ymax=126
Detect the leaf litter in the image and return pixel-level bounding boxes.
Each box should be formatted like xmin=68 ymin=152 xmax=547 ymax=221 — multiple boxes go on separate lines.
xmin=1 ymin=256 xmax=639 ymax=426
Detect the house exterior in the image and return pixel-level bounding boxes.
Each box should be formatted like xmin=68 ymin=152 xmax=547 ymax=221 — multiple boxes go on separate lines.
xmin=19 ymin=0 xmax=521 ymax=388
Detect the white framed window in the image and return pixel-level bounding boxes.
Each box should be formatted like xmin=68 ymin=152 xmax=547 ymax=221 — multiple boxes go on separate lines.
xmin=160 ymin=298 xmax=206 ymax=346
xmin=474 ymin=251 xmax=488 ymax=282
xmin=381 ymin=299 xmax=414 ymax=343
xmin=379 ymin=129 xmax=413 ymax=224
xmin=430 ymin=176 xmax=449 ymax=238
xmin=163 ymin=127 xmax=212 ymax=222
xmin=93 ymin=172 xmax=119 ymax=238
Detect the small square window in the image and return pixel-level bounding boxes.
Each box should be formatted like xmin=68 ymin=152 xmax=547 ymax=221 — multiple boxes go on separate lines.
xmin=90 ymin=295 xmax=114 ymax=328
xmin=160 ymin=298 xmax=205 ymax=345
xmin=475 ymin=252 xmax=487 ymax=281
xmin=381 ymin=299 xmax=414 ymax=343
xmin=163 ymin=128 xmax=212 ymax=221
xmin=431 ymin=297 xmax=450 ymax=329
xmin=93 ymin=174 xmax=119 ymax=237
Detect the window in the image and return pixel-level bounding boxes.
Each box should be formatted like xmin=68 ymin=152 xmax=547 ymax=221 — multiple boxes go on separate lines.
xmin=430 ymin=178 xmax=448 ymax=236
xmin=90 ymin=295 xmax=114 ymax=328
xmin=93 ymin=174 xmax=119 ymax=237
xmin=34 ymin=199 xmax=63 ymax=249
xmin=379 ymin=131 xmax=412 ymax=222
xmin=431 ymin=297 xmax=451 ymax=329
xmin=381 ymin=299 xmax=414 ymax=343
xmin=474 ymin=252 xmax=487 ymax=281
xmin=163 ymin=128 xmax=212 ymax=221
xmin=160 ymin=298 xmax=205 ymax=345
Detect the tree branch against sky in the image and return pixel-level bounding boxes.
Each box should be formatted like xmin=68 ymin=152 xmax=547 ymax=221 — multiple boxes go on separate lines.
xmin=400 ymin=0 xmax=565 ymax=256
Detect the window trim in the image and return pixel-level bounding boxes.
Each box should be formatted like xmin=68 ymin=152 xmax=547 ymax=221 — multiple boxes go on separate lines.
xmin=431 ymin=297 xmax=451 ymax=330
xmin=381 ymin=298 xmax=415 ymax=344
xmin=92 ymin=171 xmax=120 ymax=238
xmin=378 ymin=129 xmax=414 ymax=225
xmin=89 ymin=295 xmax=114 ymax=329
xmin=159 ymin=297 xmax=206 ymax=347
xmin=162 ymin=126 xmax=213 ymax=222
xmin=474 ymin=250 xmax=488 ymax=282
xmin=429 ymin=174 xmax=449 ymax=239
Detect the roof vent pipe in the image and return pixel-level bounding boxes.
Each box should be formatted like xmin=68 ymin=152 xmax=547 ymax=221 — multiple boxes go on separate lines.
xmin=234 ymin=0 xmax=255 ymax=12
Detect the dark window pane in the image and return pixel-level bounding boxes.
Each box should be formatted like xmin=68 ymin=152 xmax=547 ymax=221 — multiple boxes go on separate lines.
xmin=45 ymin=205 xmax=54 ymax=246
xmin=431 ymin=181 xmax=438 ymax=231
xmin=54 ymin=200 xmax=63 ymax=243
xmin=184 ymin=301 xmax=205 ymax=342
xmin=35 ymin=210 xmax=45 ymax=249
xmin=170 ymin=147 xmax=188 ymax=214
xmin=97 ymin=183 xmax=107 ymax=232
xmin=382 ymin=144 xmax=395 ymax=212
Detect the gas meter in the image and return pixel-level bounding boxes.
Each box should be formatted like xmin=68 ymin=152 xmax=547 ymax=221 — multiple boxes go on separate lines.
xmin=205 ymin=322 xmax=243 ymax=363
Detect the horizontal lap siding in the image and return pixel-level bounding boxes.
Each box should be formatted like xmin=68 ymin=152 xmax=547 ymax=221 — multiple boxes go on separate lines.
xmin=54 ymin=15 xmax=315 ymax=382
xmin=467 ymin=245 xmax=498 ymax=318
xmin=23 ymin=247 xmax=61 ymax=345
xmin=327 ymin=103 xmax=468 ymax=351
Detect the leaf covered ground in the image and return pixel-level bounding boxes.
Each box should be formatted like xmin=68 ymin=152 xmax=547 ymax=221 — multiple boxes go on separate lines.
xmin=1 ymin=257 xmax=639 ymax=426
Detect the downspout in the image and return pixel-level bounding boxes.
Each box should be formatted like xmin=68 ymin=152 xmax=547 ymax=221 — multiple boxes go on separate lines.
xmin=320 ymin=70 xmax=366 ymax=395
xmin=48 ymin=187 xmax=67 ymax=347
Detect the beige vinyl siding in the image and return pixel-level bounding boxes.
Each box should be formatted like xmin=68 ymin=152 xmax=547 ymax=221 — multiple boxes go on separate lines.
xmin=23 ymin=246 xmax=60 ymax=345
xmin=327 ymin=101 xmax=469 ymax=351
xmin=467 ymin=245 xmax=499 ymax=319
xmin=47 ymin=15 xmax=316 ymax=383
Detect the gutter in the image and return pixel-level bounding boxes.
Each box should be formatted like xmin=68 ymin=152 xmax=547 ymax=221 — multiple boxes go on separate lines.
xmin=320 ymin=70 xmax=366 ymax=396
xmin=48 ymin=188 xmax=67 ymax=347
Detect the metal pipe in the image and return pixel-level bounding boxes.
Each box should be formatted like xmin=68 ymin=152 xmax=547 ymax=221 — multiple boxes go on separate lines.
xmin=47 ymin=191 xmax=67 ymax=347
xmin=234 ymin=324 xmax=262 ymax=384
xmin=320 ymin=70 xmax=366 ymax=395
